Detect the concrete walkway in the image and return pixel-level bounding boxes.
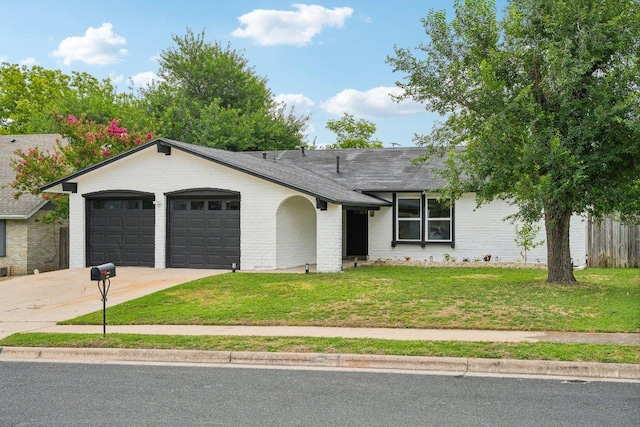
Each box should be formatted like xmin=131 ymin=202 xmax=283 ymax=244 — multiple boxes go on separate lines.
xmin=31 ymin=324 xmax=640 ymax=346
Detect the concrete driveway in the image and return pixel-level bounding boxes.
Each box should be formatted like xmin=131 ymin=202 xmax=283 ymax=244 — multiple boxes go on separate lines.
xmin=0 ymin=267 xmax=226 ymax=339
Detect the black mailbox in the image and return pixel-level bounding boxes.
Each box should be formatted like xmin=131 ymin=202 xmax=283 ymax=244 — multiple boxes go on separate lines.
xmin=91 ymin=262 xmax=116 ymax=281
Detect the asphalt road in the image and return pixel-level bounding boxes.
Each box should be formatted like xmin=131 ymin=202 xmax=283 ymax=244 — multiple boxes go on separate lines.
xmin=1 ymin=362 xmax=638 ymax=426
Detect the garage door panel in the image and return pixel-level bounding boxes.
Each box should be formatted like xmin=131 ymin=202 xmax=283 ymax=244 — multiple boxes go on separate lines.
xmin=189 ymin=218 xmax=205 ymax=229
xmin=91 ymin=217 xmax=106 ymax=228
xmin=168 ymin=196 xmax=240 ymax=269
xmin=207 ymin=236 xmax=222 ymax=246
xmin=207 ymin=218 xmax=222 ymax=228
xmin=124 ymin=235 xmax=139 ymax=245
xmin=189 ymin=236 xmax=205 ymax=247
xmin=124 ymin=217 xmax=140 ymax=227
xmin=172 ymin=218 xmax=187 ymax=228
xmin=172 ymin=236 xmax=187 ymax=247
xmin=141 ymin=218 xmax=155 ymax=228
xmin=225 ymin=218 xmax=240 ymax=228
xmin=108 ymin=235 xmax=123 ymax=245
xmin=90 ymin=234 xmax=106 ymax=245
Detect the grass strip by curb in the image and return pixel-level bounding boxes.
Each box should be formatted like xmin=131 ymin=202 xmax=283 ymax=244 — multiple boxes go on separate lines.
xmin=1 ymin=333 xmax=638 ymax=364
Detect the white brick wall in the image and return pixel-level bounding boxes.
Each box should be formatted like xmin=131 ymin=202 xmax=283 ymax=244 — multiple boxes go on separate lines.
xmin=276 ymin=196 xmax=317 ymax=269
xmin=316 ymin=203 xmax=343 ymax=272
xmin=66 ymin=148 xmax=340 ymax=272
xmin=367 ymin=192 xmax=586 ymax=265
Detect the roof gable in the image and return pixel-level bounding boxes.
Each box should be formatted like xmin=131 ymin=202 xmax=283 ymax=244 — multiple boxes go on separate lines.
xmin=0 ymin=134 xmax=62 ymax=219
xmin=42 ymin=138 xmax=390 ymax=208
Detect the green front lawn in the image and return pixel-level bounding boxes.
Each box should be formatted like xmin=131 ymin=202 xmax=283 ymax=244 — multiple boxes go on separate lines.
xmin=63 ymin=266 xmax=640 ymax=332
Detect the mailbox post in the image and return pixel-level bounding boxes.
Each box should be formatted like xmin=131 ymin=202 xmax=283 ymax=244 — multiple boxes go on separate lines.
xmin=90 ymin=263 xmax=116 ymax=337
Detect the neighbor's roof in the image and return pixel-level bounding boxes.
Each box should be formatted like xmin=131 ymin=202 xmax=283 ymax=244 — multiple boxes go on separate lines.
xmin=0 ymin=134 xmax=62 ymax=219
xmin=41 ymin=138 xmax=453 ymax=208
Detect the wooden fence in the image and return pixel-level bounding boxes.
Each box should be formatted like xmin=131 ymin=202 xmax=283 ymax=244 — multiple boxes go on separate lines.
xmin=587 ymin=217 xmax=640 ymax=268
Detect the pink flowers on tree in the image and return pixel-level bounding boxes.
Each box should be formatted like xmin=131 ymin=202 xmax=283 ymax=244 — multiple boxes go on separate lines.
xmin=10 ymin=113 xmax=155 ymax=221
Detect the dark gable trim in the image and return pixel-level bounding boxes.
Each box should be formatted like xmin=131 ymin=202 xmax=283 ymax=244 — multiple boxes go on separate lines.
xmin=61 ymin=182 xmax=77 ymax=193
xmin=165 ymin=188 xmax=240 ymax=198
xmin=391 ymin=193 xmax=397 ymax=247
xmin=83 ymin=190 xmax=155 ymax=199
xmin=157 ymin=143 xmax=171 ymax=155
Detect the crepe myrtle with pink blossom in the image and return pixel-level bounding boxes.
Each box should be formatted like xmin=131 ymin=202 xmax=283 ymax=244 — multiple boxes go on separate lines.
xmin=10 ymin=113 xmax=155 ymax=222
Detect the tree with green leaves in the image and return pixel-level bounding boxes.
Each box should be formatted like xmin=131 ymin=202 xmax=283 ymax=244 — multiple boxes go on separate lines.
xmin=325 ymin=113 xmax=383 ymax=149
xmin=388 ymin=0 xmax=640 ymax=283
xmin=513 ymin=221 xmax=545 ymax=264
xmin=0 ymin=63 xmax=138 ymax=134
xmin=139 ymin=29 xmax=309 ymax=151
xmin=10 ymin=114 xmax=154 ymax=222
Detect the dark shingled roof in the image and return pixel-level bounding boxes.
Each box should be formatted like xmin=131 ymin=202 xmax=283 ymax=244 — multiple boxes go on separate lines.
xmin=245 ymin=147 xmax=448 ymax=192
xmin=157 ymin=139 xmax=391 ymax=207
xmin=42 ymin=138 xmax=454 ymax=208
xmin=1 ymin=134 xmax=62 ymax=219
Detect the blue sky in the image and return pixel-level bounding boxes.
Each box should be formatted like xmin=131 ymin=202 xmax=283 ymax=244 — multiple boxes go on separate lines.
xmin=1 ymin=1 xmax=506 ymax=147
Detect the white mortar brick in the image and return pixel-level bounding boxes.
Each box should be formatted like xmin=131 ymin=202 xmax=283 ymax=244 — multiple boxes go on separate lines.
xmin=316 ymin=203 xmax=342 ymax=272
xmin=367 ymin=192 xmax=586 ymax=265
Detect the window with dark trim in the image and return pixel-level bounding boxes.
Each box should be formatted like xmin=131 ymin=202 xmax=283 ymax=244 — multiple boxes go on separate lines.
xmin=392 ymin=193 xmax=454 ymax=247
xmin=0 ymin=219 xmax=5 ymax=256
xmin=426 ymin=198 xmax=452 ymax=241
xmin=396 ymin=197 xmax=422 ymax=241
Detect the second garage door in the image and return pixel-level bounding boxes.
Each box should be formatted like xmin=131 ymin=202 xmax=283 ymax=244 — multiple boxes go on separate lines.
xmin=168 ymin=196 xmax=240 ymax=269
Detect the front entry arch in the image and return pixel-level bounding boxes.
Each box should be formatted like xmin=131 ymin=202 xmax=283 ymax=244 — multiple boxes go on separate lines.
xmin=276 ymin=196 xmax=317 ymax=269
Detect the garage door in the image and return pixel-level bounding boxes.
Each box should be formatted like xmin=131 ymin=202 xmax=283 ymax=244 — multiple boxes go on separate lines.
xmin=87 ymin=198 xmax=155 ymax=267
xmin=168 ymin=197 xmax=240 ymax=269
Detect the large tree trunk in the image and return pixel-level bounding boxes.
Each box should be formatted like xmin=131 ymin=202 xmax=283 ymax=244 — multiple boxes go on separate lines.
xmin=544 ymin=207 xmax=577 ymax=284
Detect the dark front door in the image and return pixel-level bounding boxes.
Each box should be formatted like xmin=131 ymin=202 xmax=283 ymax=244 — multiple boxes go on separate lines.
xmin=168 ymin=197 xmax=240 ymax=269
xmin=87 ymin=198 xmax=155 ymax=267
xmin=346 ymin=210 xmax=368 ymax=257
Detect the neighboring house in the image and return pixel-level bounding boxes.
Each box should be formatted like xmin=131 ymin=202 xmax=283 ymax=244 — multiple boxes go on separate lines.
xmin=0 ymin=134 xmax=69 ymax=276
xmin=42 ymin=138 xmax=586 ymax=273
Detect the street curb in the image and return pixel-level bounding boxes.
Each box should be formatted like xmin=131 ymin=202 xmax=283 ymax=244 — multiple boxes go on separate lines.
xmin=1 ymin=346 xmax=638 ymax=380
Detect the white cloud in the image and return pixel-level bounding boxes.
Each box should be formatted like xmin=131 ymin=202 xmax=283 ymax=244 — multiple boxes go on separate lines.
xmin=0 ymin=55 xmax=7 ymax=62
xmin=109 ymin=73 xmax=124 ymax=84
xmin=51 ymin=23 xmax=127 ymax=66
xmin=321 ymin=86 xmax=424 ymax=119
xmin=129 ymin=71 xmax=159 ymax=88
xmin=19 ymin=57 xmax=37 ymax=66
xmin=232 ymin=4 xmax=353 ymax=47
xmin=274 ymin=93 xmax=314 ymax=115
